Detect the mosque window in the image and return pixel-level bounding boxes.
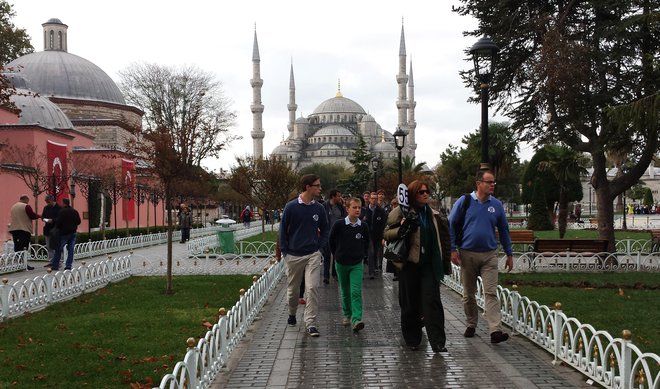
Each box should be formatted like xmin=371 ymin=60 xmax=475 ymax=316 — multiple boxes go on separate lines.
xmin=58 ymin=31 xmax=63 ymax=49
xmin=49 ymin=31 xmax=54 ymax=49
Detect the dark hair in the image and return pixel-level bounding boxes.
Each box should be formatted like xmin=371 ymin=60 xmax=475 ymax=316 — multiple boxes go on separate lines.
xmin=300 ymin=174 xmax=320 ymax=192
xmin=328 ymin=188 xmax=340 ymax=198
xmin=62 ymin=198 xmax=71 ymax=206
xmin=407 ymin=178 xmax=431 ymax=209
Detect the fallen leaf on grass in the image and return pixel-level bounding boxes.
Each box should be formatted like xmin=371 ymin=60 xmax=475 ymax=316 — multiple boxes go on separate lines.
xmin=34 ymin=373 xmax=46 ymax=381
xmin=618 ymin=288 xmax=625 ymax=296
xmin=202 ymin=320 xmax=213 ymax=329
xmin=15 ymin=364 xmax=28 ymax=370
xmin=143 ymin=356 xmax=159 ymax=362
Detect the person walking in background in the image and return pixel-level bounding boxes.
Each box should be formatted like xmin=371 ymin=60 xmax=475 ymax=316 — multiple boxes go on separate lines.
xmin=41 ymin=194 xmax=61 ymax=264
xmin=178 ymin=204 xmax=192 ymax=243
xmin=383 ymin=178 xmax=452 ymax=352
xmin=322 ymin=189 xmax=346 ymax=284
xmin=365 ymin=191 xmax=387 ymax=278
xmin=50 ymin=198 xmax=81 ymax=271
xmin=449 ymin=169 xmax=513 ymax=344
xmin=279 ymin=174 xmax=329 ymax=337
xmin=329 ymin=197 xmax=369 ymax=333
xmin=9 ymin=194 xmax=41 ymax=270
xmin=240 ymin=206 xmax=252 ymax=228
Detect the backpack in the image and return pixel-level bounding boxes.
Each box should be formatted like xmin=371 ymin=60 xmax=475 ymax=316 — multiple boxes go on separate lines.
xmin=453 ymin=193 xmax=472 ymax=247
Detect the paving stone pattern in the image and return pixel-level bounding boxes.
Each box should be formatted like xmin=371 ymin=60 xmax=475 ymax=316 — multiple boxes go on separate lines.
xmin=212 ymin=273 xmax=592 ymax=389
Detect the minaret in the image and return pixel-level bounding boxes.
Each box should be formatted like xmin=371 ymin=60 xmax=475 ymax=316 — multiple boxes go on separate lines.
xmin=407 ymin=58 xmax=417 ymax=155
xmin=396 ymin=21 xmax=409 ymax=134
xmin=250 ymin=28 xmax=265 ymax=158
xmin=42 ymin=18 xmax=68 ymax=52
xmin=287 ymin=61 xmax=297 ymax=136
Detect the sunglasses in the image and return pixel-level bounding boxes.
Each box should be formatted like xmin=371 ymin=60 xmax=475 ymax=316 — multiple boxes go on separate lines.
xmin=418 ymin=190 xmax=430 ymax=195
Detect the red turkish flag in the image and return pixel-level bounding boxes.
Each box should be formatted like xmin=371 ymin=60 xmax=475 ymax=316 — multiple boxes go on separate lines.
xmin=46 ymin=140 xmax=68 ymax=203
xmin=122 ymin=159 xmax=135 ymax=221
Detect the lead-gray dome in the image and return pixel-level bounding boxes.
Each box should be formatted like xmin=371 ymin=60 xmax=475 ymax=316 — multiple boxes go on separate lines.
xmin=311 ymin=95 xmax=366 ymax=115
xmin=6 ymin=89 xmax=74 ymax=130
xmin=5 ymin=51 xmax=125 ymax=105
xmin=314 ymin=125 xmax=354 ymax=137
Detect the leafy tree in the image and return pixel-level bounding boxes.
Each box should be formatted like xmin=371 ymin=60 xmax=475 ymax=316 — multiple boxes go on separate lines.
xmin=119 ymin=63 xmax=239 ymax=166
xmin=229 ymin=156 xmax=299 ymax=236
xmin=455 ymin=0 xmax=660 ymax=250
xmin=643 ymin=187 xmax=654 ymax=207
xmin=0 ymin=1 xmax=33 ymax=65
xmin=527 ymin=178 xmax=553 ymax=231
xmin=538 ymin=145 xmax=587 ymax=237
xmin=340 ymin=134 xmax=372 ymax=196
xmin=298 ymin=162 xmax=350 ymax=197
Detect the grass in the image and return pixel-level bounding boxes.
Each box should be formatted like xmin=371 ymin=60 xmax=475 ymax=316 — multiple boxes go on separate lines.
xmin=499 ymin=272 xmax=660 ymax=354
xmin=0 ymin=275 xmax=254 ymax=388
xmin=241 ymin=230 xmax=278 ymax=242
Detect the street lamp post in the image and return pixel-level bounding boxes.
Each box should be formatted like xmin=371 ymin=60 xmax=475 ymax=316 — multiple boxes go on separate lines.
xmin=370 ymin=156 xmax=381 ymax=192
xmin=69 ymin=178 xmax=76 ymax=208
xmin=469 ymin=36 xmax=499 ymax=171
xmin=393 ymin=127 xmax=407 ymax=184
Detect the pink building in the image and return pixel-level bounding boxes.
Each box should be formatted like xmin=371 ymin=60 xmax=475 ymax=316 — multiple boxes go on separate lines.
xmin=1 ymin=18 xmax=166 ymax=241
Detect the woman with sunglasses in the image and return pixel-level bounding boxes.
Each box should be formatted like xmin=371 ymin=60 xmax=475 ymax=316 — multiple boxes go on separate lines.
xmin=383 ymin=178 xmax=452 ymax=352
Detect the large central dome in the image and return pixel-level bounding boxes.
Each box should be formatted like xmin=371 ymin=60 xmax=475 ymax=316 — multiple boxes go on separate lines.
xmin=311 ymin=95 xmax=366 ymax=115
xmin=6 ymin=51 xmax=125 ymax=105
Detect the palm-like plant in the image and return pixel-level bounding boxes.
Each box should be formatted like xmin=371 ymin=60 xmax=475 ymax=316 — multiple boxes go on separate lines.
xmin=538 ymin=145 xmax=588 ymax=238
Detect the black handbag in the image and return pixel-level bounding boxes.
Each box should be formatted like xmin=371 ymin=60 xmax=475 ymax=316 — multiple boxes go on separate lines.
xmin=383 ymin=238 xmax=409 ymax=263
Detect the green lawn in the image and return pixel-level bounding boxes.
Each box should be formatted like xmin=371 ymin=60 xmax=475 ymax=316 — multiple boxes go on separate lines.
xmin=0 ymin=275 xmax=254 ymax=388
xmin=499 ymin=272 xmax=660 ymax=354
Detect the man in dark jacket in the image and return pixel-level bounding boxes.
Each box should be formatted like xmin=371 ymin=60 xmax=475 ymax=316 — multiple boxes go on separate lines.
xmin=365 ymin=191 xmax=387 ymax=278
xmin=41 ymin=195 xmax=61 ymax=264
xmin=322 ymin=189 xmax=346 ymax=284
xmin=50 ymin=198 xmax=81 ymax=271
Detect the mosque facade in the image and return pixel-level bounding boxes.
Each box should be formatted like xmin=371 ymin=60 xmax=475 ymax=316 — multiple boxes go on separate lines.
xmin=250 ymin=25 xmax=417 ymax=170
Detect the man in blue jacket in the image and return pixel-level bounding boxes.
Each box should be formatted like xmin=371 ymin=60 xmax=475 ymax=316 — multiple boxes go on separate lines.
xmin=279 ymin=174 xmax=329 ymax=337
xmin=449 ymin=170 xmax=513 ymax=344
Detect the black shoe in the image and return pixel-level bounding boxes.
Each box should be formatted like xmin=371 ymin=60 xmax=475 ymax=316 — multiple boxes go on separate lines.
xmin=432 ymin=345 xmax=448 ymax=353
xmin=307 ymin=326 xmax=320 ymax=337
xmin=407 ymin=344 xmax=419 ymax=351
xmin=392 ymin=276 xmax=399 ymax=281
xmin=287 ymin=315 xmax=296 ymax=326
xmin=27 ymin=265 xmax=34 ymax=270
xmin=490 ymin=331 xmax=510 ymax=344
xmin=352 ymin=321 xmax=364 ymax=332
xmin=64 ymin=267 xmax=71 ymax=271
xmin=323 ymin=278 xmax=329 ymax=285
xmin=464 ymin=327 xmax=476 ymax=338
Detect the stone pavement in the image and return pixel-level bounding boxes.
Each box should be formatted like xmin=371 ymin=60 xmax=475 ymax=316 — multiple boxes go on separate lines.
xmin=211 ymin=273 xmax=592 ymax=389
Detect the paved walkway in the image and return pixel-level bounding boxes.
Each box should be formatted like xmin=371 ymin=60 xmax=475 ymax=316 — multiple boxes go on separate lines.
xmin=5 ymin=243 xmax=592 ymax=388
xmin=211 ymin=273 xmax=591 ymax=389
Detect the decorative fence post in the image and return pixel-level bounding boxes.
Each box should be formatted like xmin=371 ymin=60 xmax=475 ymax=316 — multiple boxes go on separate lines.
xmin=510 ymin=284 xmax=520 ymax=335
xmin=0 ymin=278 xmax=9 ymax=321
xmin=620 ymin=329 xmax=632 ymax=389
xmin=552 ymin=302 xmax=563 ymax=365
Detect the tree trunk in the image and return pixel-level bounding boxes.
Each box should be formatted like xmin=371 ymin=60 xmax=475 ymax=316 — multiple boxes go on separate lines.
xmin=557 ymin=190 xmax=568 ymax=239
xmin=592 ymin=156 xmax=616 ymax=252
xmin=165 ymin=186 xmax=174 ymax=294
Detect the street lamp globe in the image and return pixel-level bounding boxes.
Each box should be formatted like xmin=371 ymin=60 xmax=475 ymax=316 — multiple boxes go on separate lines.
xmin=393 ymin=127 xmax=407 ymax=150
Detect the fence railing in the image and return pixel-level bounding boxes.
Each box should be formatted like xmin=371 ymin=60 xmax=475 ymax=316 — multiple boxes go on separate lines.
xmin=154 ymin=259 xmax=285 ymax=389
xmin=442 ymin=264 xmax=659 ymax=389
xmin=0 ymin=255 xmax=132 ymax=321
xmin=0 ymin=225 xmax=227 ymax=275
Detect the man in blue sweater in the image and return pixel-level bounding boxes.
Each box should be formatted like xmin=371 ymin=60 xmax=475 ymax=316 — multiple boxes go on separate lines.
xmin=449 ymin=170 xmax=513 ymax=344
xmin=279 ymin=174 xmax=329 ymax=337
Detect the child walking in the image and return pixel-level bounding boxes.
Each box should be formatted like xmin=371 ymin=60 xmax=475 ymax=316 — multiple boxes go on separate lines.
xmin=329 ymin=197 xmax=370 ymax=333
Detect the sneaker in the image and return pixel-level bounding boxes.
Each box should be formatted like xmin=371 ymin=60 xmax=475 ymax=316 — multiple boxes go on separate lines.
xmin=432 ymin=344 xmax=448 ymax=353
xmin=26 ymin=265 xmax=34 ymax=270
xmin=464 ymin=327 xmax=476 ymax=338
xmin=490 ymin=331 xmax=510 ymax=344
xmin=298 ymin=298 xmax=306 ymax=305
xmin=352 ymin=321 xmax=364 ymax=332
xmin=287 ymin=315 xmax=296 ymax=326
xmin=341 ymin=317 xmax=351 ymax=326
xmin=307 ymin=326 xmax=320 ymax=337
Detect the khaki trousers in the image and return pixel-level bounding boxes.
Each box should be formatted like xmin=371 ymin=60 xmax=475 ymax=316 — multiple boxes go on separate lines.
xmin=459 ymin=249 xmax=502 ymax=333
xmin=285 ymin=251 xmax=322 ymax=329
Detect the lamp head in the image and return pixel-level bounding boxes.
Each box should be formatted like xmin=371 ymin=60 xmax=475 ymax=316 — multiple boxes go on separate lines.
xmin=469 ymin=36 xmax=499 ymax=83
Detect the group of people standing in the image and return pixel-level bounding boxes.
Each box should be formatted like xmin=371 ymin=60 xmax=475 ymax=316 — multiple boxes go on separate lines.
xmin=278 ymin=169 xmax=514 ymax=351
xmin=8 ymin=194 xmax=81 ymax=271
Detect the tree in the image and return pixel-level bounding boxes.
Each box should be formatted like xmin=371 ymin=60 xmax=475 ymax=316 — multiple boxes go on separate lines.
xmin=340 ymin=134 xmax=372 ymax=196
xmin=299 ymin=162 xmax=350 ymax=197
xmin=119 ymin=63 xmax=239 ymax=166
xmin=455 ymin=0 xmax=660 ymax=250
xmin=0 ymin=1 xmax=33 ymax=65
xmin=643 ymin=187 xmax=654 ymax=207
xmin=527 ymin=178 xmax=553 ymax=231
xmin=538 ymin=145 xmax=588 ymax=237
xmin=229 ymin=156 xmax=299 ymax=236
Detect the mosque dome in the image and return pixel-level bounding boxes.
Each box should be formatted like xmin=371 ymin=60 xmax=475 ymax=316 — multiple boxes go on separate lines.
xmin=272 ymin=143 xmax=288 ymax=155
xmin=5 ymin=51 xmax=125 ymax=105
xmin=295 ymin=116 xmax=309 ymax=124
xmin=5 ymin=89 xmax=74 ymax=130
xmin=373 ymin=139 xmax=395 ymax=153
xmin=313 ymin=124 xmax=355 ymax=137
xmin=311 ymin=95 xmax=366 ymax=115
xmin=361 ymin=113 xmax=376 ymax=122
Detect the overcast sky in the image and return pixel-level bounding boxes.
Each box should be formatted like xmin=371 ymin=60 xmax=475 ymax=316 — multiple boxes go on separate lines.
xmin=11 ymin=0 xmax=530 ymax=173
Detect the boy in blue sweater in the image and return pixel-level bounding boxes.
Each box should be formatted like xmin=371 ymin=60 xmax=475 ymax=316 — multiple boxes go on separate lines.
xmin=279 ymin=174 xmax=329 ymax=337
xmin=329 ymin=197 xmax=370 ymax=332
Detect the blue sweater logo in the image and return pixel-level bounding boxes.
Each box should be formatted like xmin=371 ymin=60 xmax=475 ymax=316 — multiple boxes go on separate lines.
xmin=313 ymin=214 xmax=319 ymax=221
xmin=488 ymin=206 xmax=495 ymax=213
xmin=355 ymin=233 xmax=363 ymax=239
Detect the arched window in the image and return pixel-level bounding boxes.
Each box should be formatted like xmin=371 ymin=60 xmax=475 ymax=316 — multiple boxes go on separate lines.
xmin=58 ymin=31 xmax=63 ymax=49
xmin=49 ymin=31 xmax=54 ymax=49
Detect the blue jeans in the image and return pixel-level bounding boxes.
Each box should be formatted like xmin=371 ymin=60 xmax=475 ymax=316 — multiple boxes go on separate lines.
xmin=52 ymin=233 xmax=76 ymax=269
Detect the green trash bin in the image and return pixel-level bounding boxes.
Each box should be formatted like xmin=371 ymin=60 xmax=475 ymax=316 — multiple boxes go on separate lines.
xmin=217 ymin=227 xmax=235 ymax=254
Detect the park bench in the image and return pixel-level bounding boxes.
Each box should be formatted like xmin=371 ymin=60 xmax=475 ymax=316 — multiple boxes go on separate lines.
xmin=532 ymin=239 xmax=612 ymax=269
xmin=496 ymin=229 xmax=535 ymax=251
xmin=651 ymin=230 xmax=660 ymax=252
